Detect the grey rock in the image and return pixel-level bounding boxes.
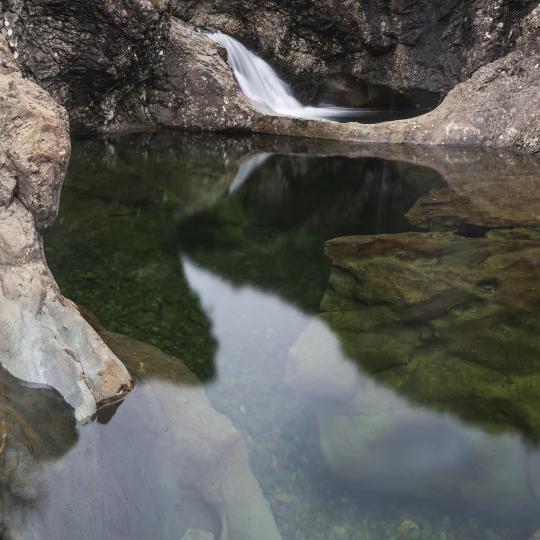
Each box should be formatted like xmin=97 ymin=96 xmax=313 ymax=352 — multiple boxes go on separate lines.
xmin=172 ymin=0 xmax=536 ymax=107
xmin=0 ymin=35 xmax=132 ymax=422
xmin=2 ymin=1 xmax=539 ymax=153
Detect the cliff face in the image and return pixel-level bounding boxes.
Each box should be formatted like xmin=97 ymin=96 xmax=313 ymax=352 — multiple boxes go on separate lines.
xmin=2 ymin=0 xmax=538 ymax=153
xmin=0 ymin=35 xmax=132 ymax=422
xmin=172 ymin=0 xmax=537 ymax=107
xmin=1 ymin=0 xmax=170 ymax=132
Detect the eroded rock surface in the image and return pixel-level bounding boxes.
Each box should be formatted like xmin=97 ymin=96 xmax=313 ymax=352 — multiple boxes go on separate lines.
xmin=2 ymin=1 xmax=538 ymax=153
xmin=0 ymin=36 xmax=132 ymax=422
xmin=173 ymin=0 xmax=536 ymax=107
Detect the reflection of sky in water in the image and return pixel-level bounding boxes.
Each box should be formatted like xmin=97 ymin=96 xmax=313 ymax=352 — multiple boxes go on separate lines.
xmin=34 ymin=135 xmax=540 ymax=539
xmin=182 ymin=256 xmax=540 ymax=526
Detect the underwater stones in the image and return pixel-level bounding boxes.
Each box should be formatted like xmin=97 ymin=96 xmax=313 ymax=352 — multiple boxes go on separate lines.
xmin=317 ymin=228 xmax=540 ymax=436
xmin=287 ymin=315 xmax=540 ymax=518
xmin=405 ymin=151 xmax=540 ymax=231
xmin=0 ymin=367 xmax=77 ymax=538
xmin=0 ymin=34 xmax=132 ymax=422
xmin=87 ymin=330 xmax=282 ymax=540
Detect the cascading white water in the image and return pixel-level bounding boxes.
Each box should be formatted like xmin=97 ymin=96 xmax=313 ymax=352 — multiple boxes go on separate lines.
xmin=204 ymin=30 xmax=370 ymax=121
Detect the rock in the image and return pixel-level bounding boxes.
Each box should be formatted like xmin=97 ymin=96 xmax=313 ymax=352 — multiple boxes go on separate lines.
xmin=181 ymin=529 xmax=215 ymax=540
xmin=38 ymin=321 xmax=283 ymax=540
xmin=172 ymin=0 xmax=536 ymax=107
xmin=286 ymin=226 xmax=540 ymax=515
xmin=529 ymin=530 xmax=540 ymax=540
xmin=0 ymin=35 xmax=132 ymax=422
xmin=396 ymin=519 xmax=421 ymax=540
xmin=405 ymin=151 xmax=540 ymax=230
xmin=1 ymin=0 xmax=170 ymax=132
xmin=0 ymin=366 xmax=78 ymax=537
xmin=0 ymin=326 xmax=282 ymax=540
xmin=321 ymin=229 xmax=540 ymax=432
xmin=3 ymin=1 xmax=539 ymax=153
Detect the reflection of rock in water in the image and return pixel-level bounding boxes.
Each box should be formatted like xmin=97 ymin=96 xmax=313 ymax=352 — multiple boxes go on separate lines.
xmin=1 ymin=315 xmax=281 ymax=540
xmin=287 ymin=229 xmax=540 ymax=522
xmin=0 ymin=367 xmax=77 ymax=538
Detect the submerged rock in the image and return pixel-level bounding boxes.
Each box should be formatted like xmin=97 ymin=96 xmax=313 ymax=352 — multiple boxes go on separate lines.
xmin=0 ymin=367 xmax=77 ymax=538
xmin=0 ymin=35 xmax=132 ymax=422
xmin=287 ymin=228 xmax=540 ymax=517
xmin=0 ymin=324 xmax=282 ymax=540
xmin=320 ymin=229 xmax=540 ymax=436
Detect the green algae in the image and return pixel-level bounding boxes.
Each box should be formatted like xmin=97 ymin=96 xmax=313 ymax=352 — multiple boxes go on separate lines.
xmin=42 ymin=133 xmax=540 ymax=540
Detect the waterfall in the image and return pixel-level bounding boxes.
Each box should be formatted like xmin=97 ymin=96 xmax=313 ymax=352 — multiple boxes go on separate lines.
xmin=203 ymin=29 xmax=370 ymax=121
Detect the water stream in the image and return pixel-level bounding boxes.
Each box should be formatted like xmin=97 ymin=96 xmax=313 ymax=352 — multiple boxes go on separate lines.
xmin=204 ymin=30 xmax=408 ymax=122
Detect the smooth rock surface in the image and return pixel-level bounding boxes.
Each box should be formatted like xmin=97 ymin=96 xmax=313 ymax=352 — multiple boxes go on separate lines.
xmin=0 ymin=35 xmax=132 ymax=422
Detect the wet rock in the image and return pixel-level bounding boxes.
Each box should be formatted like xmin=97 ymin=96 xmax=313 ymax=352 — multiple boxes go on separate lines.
xmin=52 ymin=321 xmax=282 ymax=540
xmin=0 ymin=35 xmax=132 ymax=422
xmin=3 ymin=1 xmax=538 ymax=153
xmin=0 ymin=367 xmax=77 ymax=538
xmin=320 ymin=229 xmax=540 ymax=438
xmin=0 ymin=0 xmax=170 ymax=132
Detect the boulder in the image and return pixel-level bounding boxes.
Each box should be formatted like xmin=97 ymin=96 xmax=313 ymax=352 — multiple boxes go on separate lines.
xmin=286 ymin=229 xmax=540 ymax=515
xmin=0 ymin=35 xmax=132 ymax=422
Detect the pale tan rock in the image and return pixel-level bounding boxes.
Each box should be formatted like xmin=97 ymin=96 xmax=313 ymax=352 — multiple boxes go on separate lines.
xmin=0 ymin=36 xmax=132 ymax=422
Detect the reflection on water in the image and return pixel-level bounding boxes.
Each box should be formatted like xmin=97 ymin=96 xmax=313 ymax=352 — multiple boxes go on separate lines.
xmin=8 ymin=132 xmax=536 ymax=540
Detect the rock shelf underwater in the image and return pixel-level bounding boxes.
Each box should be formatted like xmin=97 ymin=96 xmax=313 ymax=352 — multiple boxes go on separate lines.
xmin=21 ymin=132 xmax=539 ymax=540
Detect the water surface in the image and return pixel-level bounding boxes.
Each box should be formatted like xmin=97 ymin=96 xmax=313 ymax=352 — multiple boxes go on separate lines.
xmin=6 ymin=133 xmax=540 ymax=540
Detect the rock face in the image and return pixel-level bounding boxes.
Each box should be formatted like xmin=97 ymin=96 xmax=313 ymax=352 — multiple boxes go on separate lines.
xmin=2 ymin=0 xmax=539 ymax=153
xmin=172 ymin=0 xmax=536 ymax=107
xmin=0 ymin=0 xmax=170 ymax=132
xmin=0 ymin=36 xmax=132 ymax=422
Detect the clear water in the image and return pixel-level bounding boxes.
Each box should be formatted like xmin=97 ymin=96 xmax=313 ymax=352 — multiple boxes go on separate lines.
xmin=3 ymin=133 xmax=540 ymax=540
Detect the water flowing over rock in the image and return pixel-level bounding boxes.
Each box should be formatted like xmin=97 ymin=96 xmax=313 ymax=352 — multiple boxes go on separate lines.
xmin=0 ymin=35 xmax=132 ymax=422
xmin=172 ymin=0 xmax=537 ymax=107
xmin=2 ymin=0 xmax=538 ymax=152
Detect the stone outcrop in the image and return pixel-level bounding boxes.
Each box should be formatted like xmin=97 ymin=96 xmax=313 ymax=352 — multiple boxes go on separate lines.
xmin=172 ymin=0 xmax=537 ymax=108
xmin=2 ymin=0 xmax=538 ymax=153
xmin=0 ymin=35 xmax=132 ymax=422
xmin=1 ymin=0 xmax=170 ymax=132
xmin=286 ymin=228 xmax=540 ymax=517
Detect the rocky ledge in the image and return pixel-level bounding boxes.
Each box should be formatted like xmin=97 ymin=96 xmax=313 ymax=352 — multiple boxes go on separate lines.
xmin=0 ymin=36 xmax=132 ymax=422
xmin=2 ymin=0 xmax=539 ymax=153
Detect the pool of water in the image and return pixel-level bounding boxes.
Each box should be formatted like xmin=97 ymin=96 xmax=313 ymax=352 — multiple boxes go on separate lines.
xmin=3 ymin=133 xmax=540 ymax=540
